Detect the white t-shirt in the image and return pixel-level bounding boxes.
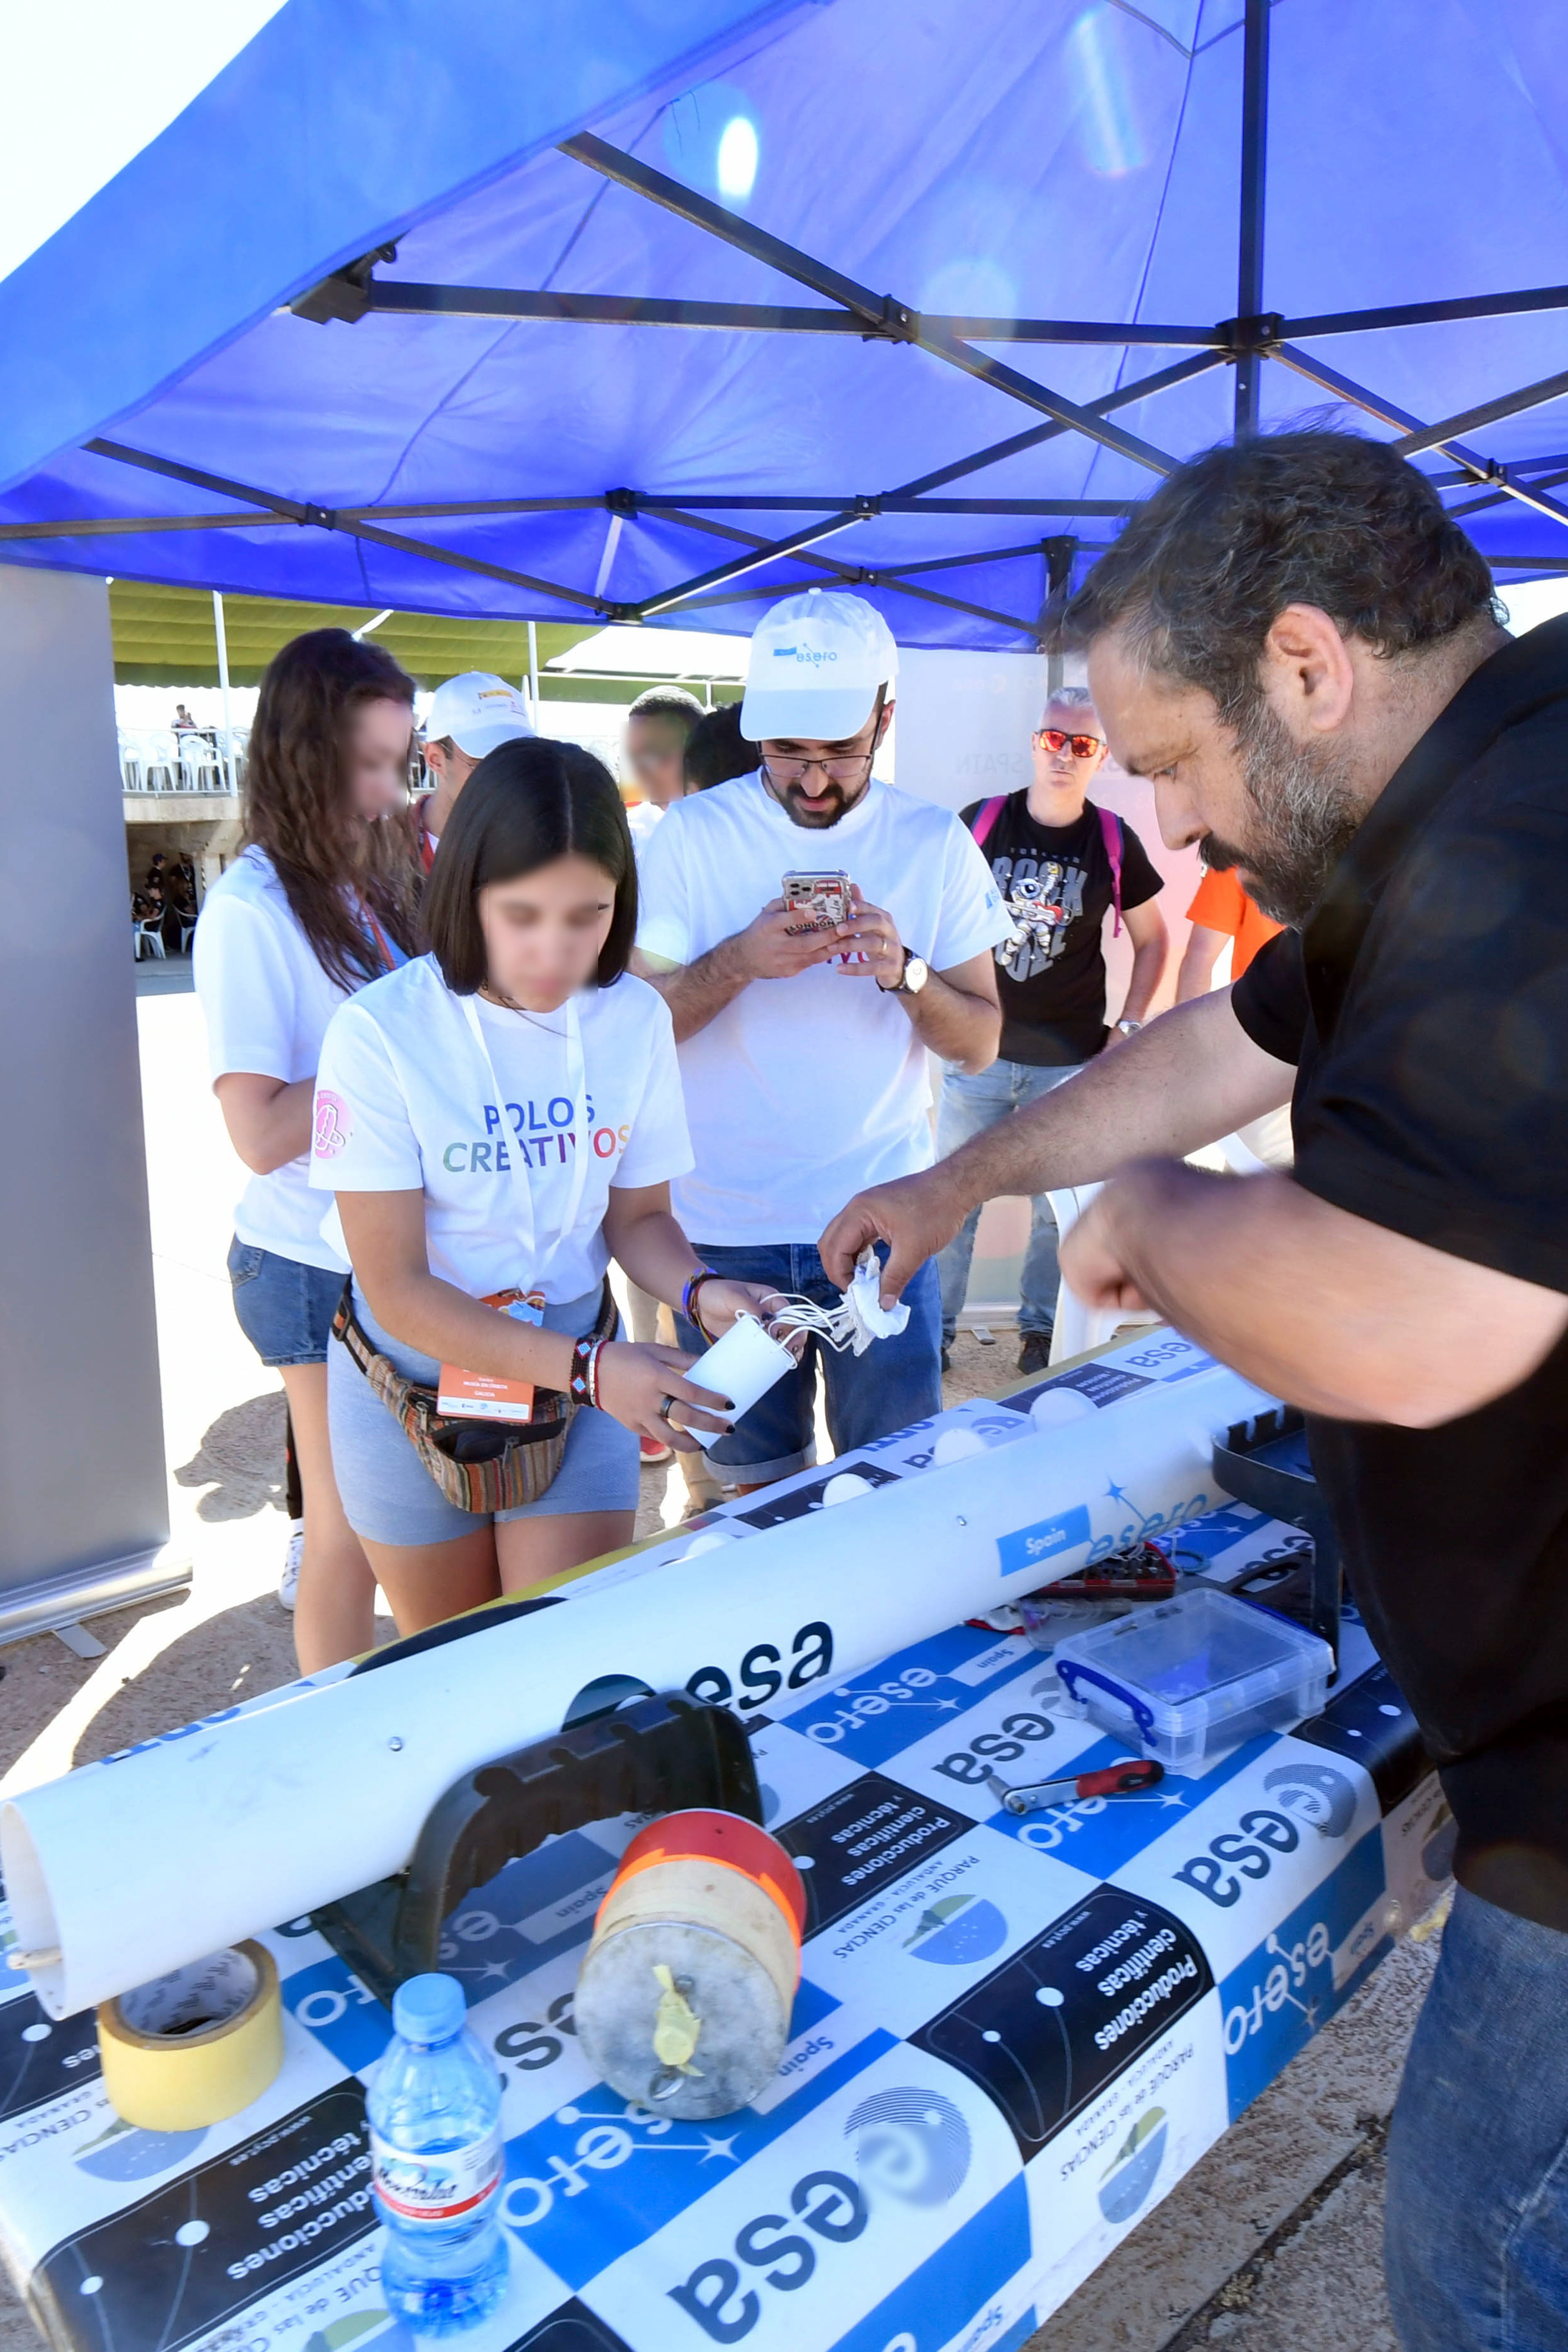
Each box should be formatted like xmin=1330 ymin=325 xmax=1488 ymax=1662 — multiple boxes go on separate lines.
xmin=194 ymin=846 xmax=359 ymax=1270
xmin=309 ymin=955 xmax=693 ymax=1303
xmin=625 ymin=800 xmax=664 ymax=858
xmin=636 ymin=771 xmax=1011 ymax=1243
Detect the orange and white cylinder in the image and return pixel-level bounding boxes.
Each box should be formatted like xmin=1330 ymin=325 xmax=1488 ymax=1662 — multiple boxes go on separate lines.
xmin=574 ymin=1810 xmax=806 ymax=2119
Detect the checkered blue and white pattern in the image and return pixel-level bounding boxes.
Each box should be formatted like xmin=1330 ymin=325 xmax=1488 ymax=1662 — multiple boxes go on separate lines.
xmin=0 ymin=1373 xmax=1450 ymax=2352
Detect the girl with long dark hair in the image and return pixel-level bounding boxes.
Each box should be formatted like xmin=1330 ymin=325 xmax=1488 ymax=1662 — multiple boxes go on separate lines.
xmin=308 ymin=736 xmax=776 ymax=1632
xmin=194 ymin=629 xmax=422 ymax=1670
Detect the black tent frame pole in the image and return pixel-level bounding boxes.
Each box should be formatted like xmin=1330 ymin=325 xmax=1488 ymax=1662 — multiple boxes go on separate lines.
xmin=559 ymin=134 xmax=1178 ymax=478
xmin=1234 ymin=0 xmax=1271 ymax=439
xmin=1270 ymin=349 xmax=1568 ymax=532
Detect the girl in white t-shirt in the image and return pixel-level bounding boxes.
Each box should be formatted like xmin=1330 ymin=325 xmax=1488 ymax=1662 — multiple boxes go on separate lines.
xmin=310 ymin=737 xmax=775 ymax=1636
xmin=194 ymin=630 xmax=423 ymax=1672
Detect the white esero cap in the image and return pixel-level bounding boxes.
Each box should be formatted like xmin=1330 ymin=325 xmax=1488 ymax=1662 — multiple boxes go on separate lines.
xmin=739 ymin=590 xmax=898 ymax=742
xmin=425 ymin=672 xmax=535 ymax=758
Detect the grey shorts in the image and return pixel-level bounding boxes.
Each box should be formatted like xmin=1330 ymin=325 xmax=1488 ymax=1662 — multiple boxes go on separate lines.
xmin=327 ymin=1285 xmax=639 ymax=1547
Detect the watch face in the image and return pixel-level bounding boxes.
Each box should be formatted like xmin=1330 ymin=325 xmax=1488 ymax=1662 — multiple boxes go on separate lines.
xmin=905 ymin=955 xmax=930 ymax=995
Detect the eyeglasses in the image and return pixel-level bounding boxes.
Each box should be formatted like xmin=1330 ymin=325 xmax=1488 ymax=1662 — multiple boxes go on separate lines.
xmin=761 ymin=748 xmax=875 ymax=787
xmin=1035 ymin=728 xmax=1105 ymax=759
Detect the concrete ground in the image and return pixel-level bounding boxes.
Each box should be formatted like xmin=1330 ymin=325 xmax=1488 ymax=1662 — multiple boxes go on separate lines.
xmin=0 ymin=967 xmax=1432 ymax=2350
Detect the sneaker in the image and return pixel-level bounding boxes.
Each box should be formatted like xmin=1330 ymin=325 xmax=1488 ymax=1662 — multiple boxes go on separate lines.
xmin=640 ymin=1432 xmax=674 ymax=1467
xmin=940 ymin=1345 xmax=952 ymax=1374
xmin=279 ymin=1521 xmax=303 ymax=1610
xmin=1017 ymin=1332 xmax=1054 ymax=1376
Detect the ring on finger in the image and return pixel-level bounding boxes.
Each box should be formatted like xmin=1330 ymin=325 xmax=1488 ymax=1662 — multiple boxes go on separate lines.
xmin=658 ymin=1395 xmax=679 ymax=1426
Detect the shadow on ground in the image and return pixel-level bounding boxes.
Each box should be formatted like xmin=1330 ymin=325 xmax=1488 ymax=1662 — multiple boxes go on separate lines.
xmin=175 ymin=1392 xmax=289 ymax=1521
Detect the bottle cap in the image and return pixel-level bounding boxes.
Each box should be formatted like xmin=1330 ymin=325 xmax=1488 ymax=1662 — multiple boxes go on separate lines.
xmin=392 ymin=1972 xmax=465 ymax=2045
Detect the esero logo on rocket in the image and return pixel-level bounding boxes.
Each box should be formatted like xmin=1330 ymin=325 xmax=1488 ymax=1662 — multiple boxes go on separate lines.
xmin=667 ymin=2090 xmax=971 ymax=2341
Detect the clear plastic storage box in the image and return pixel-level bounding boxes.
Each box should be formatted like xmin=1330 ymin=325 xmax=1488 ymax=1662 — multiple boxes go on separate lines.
xmin=1049 ymin=1587 xmax=1334 ymax=1770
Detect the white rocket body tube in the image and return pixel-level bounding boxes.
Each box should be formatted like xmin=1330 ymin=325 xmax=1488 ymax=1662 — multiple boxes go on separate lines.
xmin=2 ymin=1349 xmax=1267 ymax=2018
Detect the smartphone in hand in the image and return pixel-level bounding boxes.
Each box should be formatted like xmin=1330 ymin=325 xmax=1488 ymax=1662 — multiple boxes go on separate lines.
xmin=781 ymin=870 xmax=852 ymax=931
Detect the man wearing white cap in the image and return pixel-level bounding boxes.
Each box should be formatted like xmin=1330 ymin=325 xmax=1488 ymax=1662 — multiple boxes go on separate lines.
xmin=634 ymin=590 xmax=1009 ymax=1488
xmin=418 ymin=672 xmax=534 ymax=869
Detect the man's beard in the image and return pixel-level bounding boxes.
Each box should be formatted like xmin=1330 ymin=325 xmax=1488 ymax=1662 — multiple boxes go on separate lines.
xmin=1201 ymin=703 xmax=1365 ymax=926
xmin=768 ymin=776 xmax=868 ymax=829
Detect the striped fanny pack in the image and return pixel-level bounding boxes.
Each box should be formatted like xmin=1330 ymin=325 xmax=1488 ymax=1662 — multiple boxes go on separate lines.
xmin=331 ymin=1278 xmax=615 ymax=1514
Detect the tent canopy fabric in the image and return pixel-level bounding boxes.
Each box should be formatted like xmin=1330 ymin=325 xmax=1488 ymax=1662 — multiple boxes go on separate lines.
xmin=6 ymin=0 xmax=1568 ymax=652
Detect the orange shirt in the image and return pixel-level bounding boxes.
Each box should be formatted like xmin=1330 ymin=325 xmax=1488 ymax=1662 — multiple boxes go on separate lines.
xmin=1185 ymin=865 xmax=1282 ymax=979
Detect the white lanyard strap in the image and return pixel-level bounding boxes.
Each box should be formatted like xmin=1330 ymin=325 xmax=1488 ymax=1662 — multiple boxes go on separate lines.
xmin=459 ymin=990 xmax=592 ymax=1289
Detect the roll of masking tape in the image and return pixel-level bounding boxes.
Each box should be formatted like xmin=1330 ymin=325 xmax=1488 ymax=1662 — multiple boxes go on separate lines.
xmin=97 ymin=1942 xmax=283 ymax=2129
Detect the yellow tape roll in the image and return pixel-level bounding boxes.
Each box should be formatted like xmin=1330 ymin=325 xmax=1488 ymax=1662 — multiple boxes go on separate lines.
xmin=97 ymin=1942 xmax=284 ymax=2129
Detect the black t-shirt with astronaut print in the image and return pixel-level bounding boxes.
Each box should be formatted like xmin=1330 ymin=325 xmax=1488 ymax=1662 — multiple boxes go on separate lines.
xmin=961 ymin=792 xmax=1163 ymax=1065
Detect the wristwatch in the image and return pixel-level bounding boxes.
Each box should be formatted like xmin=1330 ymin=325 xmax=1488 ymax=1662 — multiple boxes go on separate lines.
xmin=880 ymin=949 xmax=930 ymax=996
xmin=1115 ymin=1017 xmax=1143 ymax=1036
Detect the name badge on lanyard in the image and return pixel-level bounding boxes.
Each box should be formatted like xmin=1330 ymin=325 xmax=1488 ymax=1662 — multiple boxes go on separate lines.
xmin=458 ymin=993 xmax=590 ymax=1298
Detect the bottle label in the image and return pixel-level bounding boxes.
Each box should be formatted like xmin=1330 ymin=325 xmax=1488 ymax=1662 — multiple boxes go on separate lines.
xmin=371 ymin=2126 xmax=504 ymax=2225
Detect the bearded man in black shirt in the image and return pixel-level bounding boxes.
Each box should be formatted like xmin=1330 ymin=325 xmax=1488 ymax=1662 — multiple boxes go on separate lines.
xmin=822 ymin=430 xmax=1568 ymax=2352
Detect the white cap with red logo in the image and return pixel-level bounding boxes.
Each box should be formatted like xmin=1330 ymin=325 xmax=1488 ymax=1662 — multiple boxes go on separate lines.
xmin=425 ymin=672 xmax=535 ymax=758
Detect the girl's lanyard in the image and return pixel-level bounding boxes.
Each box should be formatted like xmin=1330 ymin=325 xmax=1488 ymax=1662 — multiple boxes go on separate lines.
xmin=459 ymin=991 xmax=591 ymax=1294
xmin=358 ymin=901 xmax=407 ymax=973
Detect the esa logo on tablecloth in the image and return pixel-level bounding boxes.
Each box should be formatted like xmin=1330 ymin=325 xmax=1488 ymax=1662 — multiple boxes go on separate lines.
xmin=668 ymin=2089 xmax=973 ymax=2339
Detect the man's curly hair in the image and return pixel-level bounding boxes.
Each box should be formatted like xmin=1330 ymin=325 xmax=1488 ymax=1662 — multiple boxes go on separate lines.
xmin=1064 ymin=430 xmax=1500 ymax=732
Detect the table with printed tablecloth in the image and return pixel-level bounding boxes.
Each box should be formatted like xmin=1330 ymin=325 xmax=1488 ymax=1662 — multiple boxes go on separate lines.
xmin=0 ymin=1359 xmax=1452 ymax=2352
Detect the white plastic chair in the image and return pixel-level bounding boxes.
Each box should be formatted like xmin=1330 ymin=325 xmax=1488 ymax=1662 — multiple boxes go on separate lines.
xmin=142 ymin=730 xmax=178 ymax=792
xmin=179 ymin=734 xmax=222 ymax=792
xmin=118 ymin=732 xmax=144 ymax=793
xmin=1045 ymin=1182 xmax=1161 ymax=1365
xmin=134 ymin=913 xmax=166 ymax=960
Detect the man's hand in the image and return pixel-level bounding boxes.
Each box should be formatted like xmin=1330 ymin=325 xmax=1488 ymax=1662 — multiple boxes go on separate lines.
xmin=1055 ymin=1187 xmax=1154 ymax=1318
xmin=735 ymin=898 xmax=847 ymax=982
xmin=820 ymin=1168 xmax=967 ymax=1304
xmin=830 ymin=890 xmax=905 ymax=988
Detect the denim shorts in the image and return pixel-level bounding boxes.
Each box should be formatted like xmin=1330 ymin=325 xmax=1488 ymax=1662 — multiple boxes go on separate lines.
xmin=227 ymin=1237 xmax=347 ymax=1368
xmin=326 ymin=1285 xmax=639 ymax=1546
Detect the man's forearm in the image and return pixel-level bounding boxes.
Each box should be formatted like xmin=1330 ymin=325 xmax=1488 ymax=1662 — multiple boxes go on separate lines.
xmin=636 ymin=939 xmax=751 ymax=1042
xmin=1086 ymin=1159 xmax=1568 ymax=1427
xmin=1120 ymin=936 xmax=1167 ymax=1024
xmin=937 ymin=989 xmax=1294 ymax=1214
xmin=905 ymin=975 xmax=1000 ymax=1073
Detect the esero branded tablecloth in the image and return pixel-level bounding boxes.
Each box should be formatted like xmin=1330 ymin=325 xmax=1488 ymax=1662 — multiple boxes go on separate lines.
xmin=0 ymin=1366 xmax=1452 ymax=2352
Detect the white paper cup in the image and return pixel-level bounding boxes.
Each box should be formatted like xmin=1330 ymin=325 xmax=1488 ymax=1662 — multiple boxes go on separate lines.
xmin=682 ymin=1314 xmax=797 ymax=1449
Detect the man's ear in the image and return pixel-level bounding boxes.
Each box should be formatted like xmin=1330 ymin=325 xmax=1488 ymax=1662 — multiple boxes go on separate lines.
xmin=875 ymin=698 xmax=895 ymax=746
xmin=1260 ymin=604 xmax=1355 ymax=737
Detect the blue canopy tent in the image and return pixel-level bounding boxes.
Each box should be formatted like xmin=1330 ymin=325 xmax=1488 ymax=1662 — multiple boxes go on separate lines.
xmin=5 ymin=0 xmax=1568 ymax=646
xmin=4 ymin=0 xmax=1567 ymax=1638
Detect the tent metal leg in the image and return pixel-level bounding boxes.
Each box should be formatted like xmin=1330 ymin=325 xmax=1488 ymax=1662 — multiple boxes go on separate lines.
xmin=1234 ymin=0 xmax=1271 ymax=438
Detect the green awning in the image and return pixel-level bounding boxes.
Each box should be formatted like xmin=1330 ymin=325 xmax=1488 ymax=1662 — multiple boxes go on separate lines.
xmin=109 ymin=584 xmax=726 ymax=706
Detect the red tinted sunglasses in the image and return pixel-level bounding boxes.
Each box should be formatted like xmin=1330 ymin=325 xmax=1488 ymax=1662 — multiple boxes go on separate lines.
xmin=1035 ymin=727 xmax=1105 ymax=759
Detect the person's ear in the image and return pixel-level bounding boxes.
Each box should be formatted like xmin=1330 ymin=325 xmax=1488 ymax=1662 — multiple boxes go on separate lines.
xmin=875 ymin=698 xmax=895 ymax=747
xmin=1260 ymin=603 xmax=1356 ymax=737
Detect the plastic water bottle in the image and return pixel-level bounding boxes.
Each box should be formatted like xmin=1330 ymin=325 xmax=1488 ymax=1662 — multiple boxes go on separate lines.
xmin=368 ymin=1973 xmax=509 ymax=2334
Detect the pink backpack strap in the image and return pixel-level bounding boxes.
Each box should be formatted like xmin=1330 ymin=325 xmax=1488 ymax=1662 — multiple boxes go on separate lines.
xmin=968 ymin=795 xmax=1008 ymax=851
xmin=1097 ymin=804 xmax=1124 ymax=936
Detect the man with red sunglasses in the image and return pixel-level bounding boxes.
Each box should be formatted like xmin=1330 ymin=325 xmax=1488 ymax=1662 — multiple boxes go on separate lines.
xmin=935 ymin=686 xmax=1168 ymax=1373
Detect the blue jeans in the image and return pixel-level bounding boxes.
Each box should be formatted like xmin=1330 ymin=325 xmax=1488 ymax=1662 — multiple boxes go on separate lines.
xmin=678 ymin=1243 xmax=942 ymax=1485
xmin=1385 ymin=1885 xmax=1568 ymax=2349
xmin=227 ymin=1236 xmax=345 ymax=1368
xmin=934 ymin=1059 xmax=1085 ymax=1345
